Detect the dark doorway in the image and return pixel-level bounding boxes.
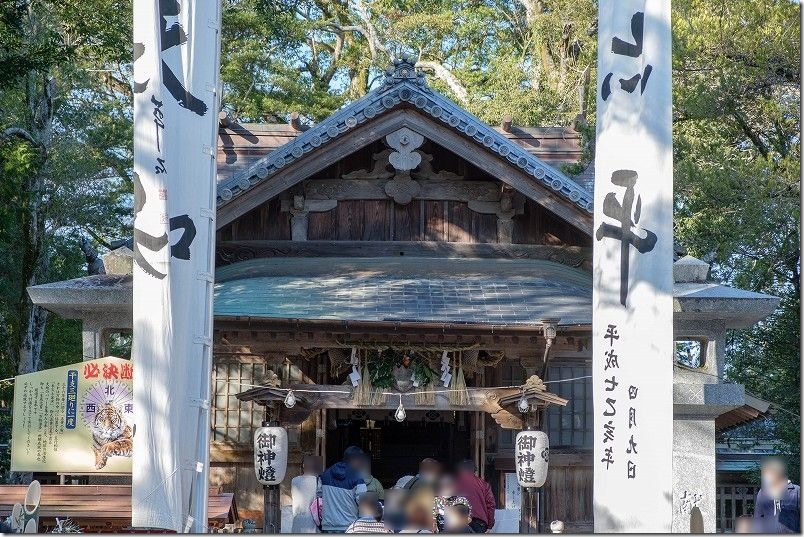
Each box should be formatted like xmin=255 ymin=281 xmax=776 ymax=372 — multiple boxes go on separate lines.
xmin=325 ymin=410 xmax=472 ymax=488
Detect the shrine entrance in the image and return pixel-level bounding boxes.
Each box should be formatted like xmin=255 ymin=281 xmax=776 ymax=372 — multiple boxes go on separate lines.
xmin=324 ymin=409 xmax=472 ymax=487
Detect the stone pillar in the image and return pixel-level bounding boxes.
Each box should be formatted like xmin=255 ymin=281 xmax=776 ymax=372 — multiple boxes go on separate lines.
xmin=82 ymin=319 xmax=106 ymax=360
xmin=671 ymin=419 xmax=716 ymax=533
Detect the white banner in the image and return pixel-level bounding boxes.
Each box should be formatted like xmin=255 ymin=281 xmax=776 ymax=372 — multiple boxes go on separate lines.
xmin=131 ymin=0 xmax=221 ymax=531
xmin=593 ymin=1 xmax=673 ymax=532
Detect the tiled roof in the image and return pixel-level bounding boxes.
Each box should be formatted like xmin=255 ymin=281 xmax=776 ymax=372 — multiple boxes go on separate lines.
xmin=216 ymin=123 xmax=584 ymax=184
xmin=213 ymin=257 xmax=592 ymax=326
xmin=216 ymin=57 xmax=594 ymax=214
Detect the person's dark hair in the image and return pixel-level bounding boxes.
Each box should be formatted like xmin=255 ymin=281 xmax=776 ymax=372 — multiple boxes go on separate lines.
xmin=359 ymin=492 xmax=383 ymax=521
xmin=419 ymin=457 xmax=441 ymax=472
xmin=343 ymin=445 xmax=365 ymax=462
xmin=447 ymin=502 xmax=471 ymax=518
xmin=457 ymin=459 xmax=476 ymax=473
xmin=303 ymin=455 xmax=323 ymax=474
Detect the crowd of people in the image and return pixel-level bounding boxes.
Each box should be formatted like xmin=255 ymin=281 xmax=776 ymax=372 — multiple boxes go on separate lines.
xmin=290 ymin=447 xmax=496 ymax=534
xmin=290 ymin=448 xmax=801 ymax=534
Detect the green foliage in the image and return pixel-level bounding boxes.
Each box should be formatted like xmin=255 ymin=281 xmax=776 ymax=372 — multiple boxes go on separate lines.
xmin=0 ymin=1 xmax=68 ymax=82
xmin=726 ymin=296 xmax=801 ymax=481
xmin=367 ymin=348 xmax=436 ymax=389
xmin=672 ymin=0 xmax=800 ymax=471
xmin=221 ymin=0 xmax=597 ymax=127
xmin=0 ymin=0 xmax=133 ymax=480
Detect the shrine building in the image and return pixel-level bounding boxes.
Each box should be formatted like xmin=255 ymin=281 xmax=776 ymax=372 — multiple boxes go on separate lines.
xmin=27 ymin=59 xmax=779 ymax=533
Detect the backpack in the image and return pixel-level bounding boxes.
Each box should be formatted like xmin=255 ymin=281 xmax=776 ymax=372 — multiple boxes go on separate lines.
xmin=403 ymin=476 xmax=419 ymax=490
xmin=309 ymin=477 xmax=323 ymax=529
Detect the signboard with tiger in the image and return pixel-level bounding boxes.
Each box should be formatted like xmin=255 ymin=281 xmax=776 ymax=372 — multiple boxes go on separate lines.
xmin=10 ymin=356 xmax=134 ymax=473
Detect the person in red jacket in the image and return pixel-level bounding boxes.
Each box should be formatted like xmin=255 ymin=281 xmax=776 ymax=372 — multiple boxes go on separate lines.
xmin=454 ymin=459 xmax=496 ymax=533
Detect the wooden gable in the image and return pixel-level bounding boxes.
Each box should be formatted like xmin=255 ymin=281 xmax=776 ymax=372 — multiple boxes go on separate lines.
xmin=217 ymin=135 xmax=590 ymax=248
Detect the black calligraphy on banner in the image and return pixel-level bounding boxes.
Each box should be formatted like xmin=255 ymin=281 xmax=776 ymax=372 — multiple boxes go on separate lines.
xmin=627 ymin=380 xmax=639 ymax=479
xmin=133 ymin=173 xmax=197 ymax=280
xmin=595 ymin=171 xmax=657 ymax=306
xmin=256 ymin=431 xmax=278 ymax=483
xmin=133 ymin=0 xmax=208 ymax=116
xmin=600 ymin=323 xmax=620 ymax=470
xmin=601 ymin=12 xmax=653 ymax=101
xmin=598 ymin=323 xmax=642 ymax=480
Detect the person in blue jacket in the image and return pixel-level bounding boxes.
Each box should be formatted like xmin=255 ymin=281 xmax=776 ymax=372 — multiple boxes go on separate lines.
xmin=754 ymin=457 xmax=800 ymax=533
xmin=320 ymin=445 xmax=368 ymax=532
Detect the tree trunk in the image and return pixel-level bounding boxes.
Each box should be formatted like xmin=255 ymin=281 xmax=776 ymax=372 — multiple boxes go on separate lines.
xmin=415 ymin=61 xmax=470 ymax=105
xmin=14 ymin=70 xmax=55 ymax=376
xmin=17 ymin=299 xmax=47 ymax=375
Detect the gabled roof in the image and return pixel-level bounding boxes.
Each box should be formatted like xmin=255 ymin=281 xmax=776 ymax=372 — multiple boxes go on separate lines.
xmin=215 ymin=122 xmax=585 ymax=184
xmin=216 ymin=57 xmax=594 ymax=217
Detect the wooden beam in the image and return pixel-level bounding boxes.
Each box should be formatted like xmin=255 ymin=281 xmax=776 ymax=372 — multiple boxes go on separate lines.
xmin=236 ymin=383 xmax=566 ymax=429
xmin=217 ymin=240 xmax=592 ymax=271
xmin=302 ymin=178 xmax=501 ymax=203
xmin=213 ymin=334 xmax=589 ymax=356
xmin=289 ymin=111 xmax=303 ymax=131
xmin=214 ymin=317 xmax=591 ymax=337
xmin=501 ymin=115 xmax=513 ymax=133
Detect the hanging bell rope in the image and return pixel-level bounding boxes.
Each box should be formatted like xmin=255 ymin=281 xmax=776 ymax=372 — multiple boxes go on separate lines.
xmin=353 ymin=349 xmax=373 ymax=406
xmin=448 ymin=351 xmax=469 ymax=406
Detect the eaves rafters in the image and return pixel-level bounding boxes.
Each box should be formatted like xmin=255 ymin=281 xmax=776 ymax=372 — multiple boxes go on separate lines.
xmin=217 ymin=58 xmax=594 ymax=226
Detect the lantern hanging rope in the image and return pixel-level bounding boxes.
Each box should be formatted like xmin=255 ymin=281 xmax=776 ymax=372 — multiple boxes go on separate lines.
xmin=230 ymin=374 xmax=593 ymax=400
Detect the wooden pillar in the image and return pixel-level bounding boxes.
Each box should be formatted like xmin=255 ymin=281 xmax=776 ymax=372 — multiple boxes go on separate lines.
xmin=473 ymin=412 xmax=483 ymax=475
xmin=263 ymin=483 xmax=281 ymax=533
xmin=262 ymin=409 xmax=282 ymax=533
xmin=477 ymin=368 xmax=487 ymax=479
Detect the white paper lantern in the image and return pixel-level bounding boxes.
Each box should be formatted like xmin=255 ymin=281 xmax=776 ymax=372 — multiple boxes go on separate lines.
xmin=253 ymin=427 xmax=288 ymax=485
xmin=515 ymin=430 xmax=549 ymax=488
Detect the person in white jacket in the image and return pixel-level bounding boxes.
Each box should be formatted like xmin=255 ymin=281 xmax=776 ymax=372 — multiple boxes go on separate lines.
xmin=291 ymin=455 xmax=324 ymax=533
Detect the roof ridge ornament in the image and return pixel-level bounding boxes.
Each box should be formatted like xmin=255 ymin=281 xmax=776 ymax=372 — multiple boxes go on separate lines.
xmin=383 ymin=55 xmax=426 ymax=87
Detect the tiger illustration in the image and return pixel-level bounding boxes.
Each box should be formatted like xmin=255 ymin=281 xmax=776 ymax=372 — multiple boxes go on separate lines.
xmin=89 ymin=403 xmax=134 ymax=470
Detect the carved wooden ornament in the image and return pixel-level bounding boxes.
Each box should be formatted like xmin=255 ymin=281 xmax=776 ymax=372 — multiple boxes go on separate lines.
xmin=386 ymin=127 xmax=425 ymax=171
xmin=384 ymin=172 xmax=421 ymax=205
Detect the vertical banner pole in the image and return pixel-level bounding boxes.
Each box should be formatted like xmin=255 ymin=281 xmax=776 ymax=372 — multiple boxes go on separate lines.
xmin=593 ymin=0 xmax=673 ymax=532
xmin=132 ymin=0 xmax=222 ymax=531
xmin=189 ymin=0 xmax=222 ymax=531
